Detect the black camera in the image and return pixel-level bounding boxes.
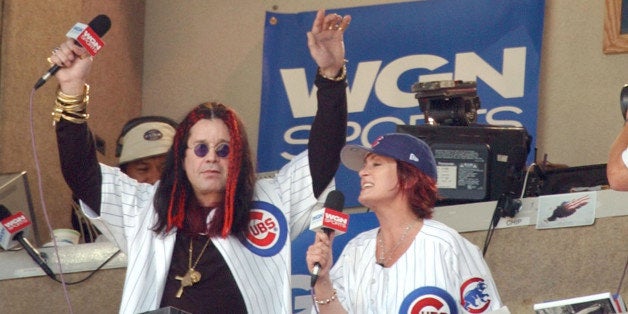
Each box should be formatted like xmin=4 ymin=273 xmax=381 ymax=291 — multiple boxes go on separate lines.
xmin=412 ymin=80 xmax=480 ymax=126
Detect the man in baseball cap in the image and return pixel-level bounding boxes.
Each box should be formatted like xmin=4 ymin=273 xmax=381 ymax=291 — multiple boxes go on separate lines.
xmin=116 ymin=116 xmax=178 ymax=184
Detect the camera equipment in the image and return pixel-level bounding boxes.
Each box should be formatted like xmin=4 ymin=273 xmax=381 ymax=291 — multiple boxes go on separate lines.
xmin=412 ymin=80 xmax=480 ymax=126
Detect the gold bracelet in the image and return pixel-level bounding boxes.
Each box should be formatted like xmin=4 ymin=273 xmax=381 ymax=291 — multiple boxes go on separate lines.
xmin=318 ymin=60 xmax=347 ymax=81
xmin=52 ymin=105 xmax=88 ymax=118
xmin=56 ymin=84 xmax=90 ymax=104
xmin=52 ymin=106 xmax=89 ymax=122
xmin=52 ymin=110 xmax=90 ymax=124
xmin=52 ymin=84 xmax=90 ymax=125
xmin=54 ymin=99 xmax=87 ymax=113
xmin=314 ymin=289 xmax=337 ymax=305
xmin=57 ymin=94 xmax=89 ymax=106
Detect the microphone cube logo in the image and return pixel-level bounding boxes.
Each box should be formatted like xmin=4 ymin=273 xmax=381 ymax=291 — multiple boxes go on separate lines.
xmin=0 ymin=227 xmax=7 ymax=246
xmin=67 ymin=23 xmax=88 ymax=37
xmin=77 ymin=27 xmax=104 ymax=56
xmin=322 ymin=212 xmax=349 ymax=234
xmin=310 ymin=208 xmax=349 ymax=235
xmin=2 ymin=212 xmax=30 ymax=233
xmin=309 ymin=212 xmax=323 ymax=228
xmin=0 ymin=212 xmax=30 ymax=249
xmin=66 ymin=22 xmax=105 ymax=56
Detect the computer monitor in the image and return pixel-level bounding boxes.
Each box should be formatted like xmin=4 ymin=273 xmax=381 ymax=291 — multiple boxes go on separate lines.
xmin=0 ymin=171 xmax=41 ymax=247
xmin=397 ymin=124 xmax=531 ymax=206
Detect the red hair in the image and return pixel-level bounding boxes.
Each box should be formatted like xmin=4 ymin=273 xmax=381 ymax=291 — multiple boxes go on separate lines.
xmin=153 ymin=102 xmax=255 ymax=237
xmin=397 ymin=161 xmax=440 ymax=219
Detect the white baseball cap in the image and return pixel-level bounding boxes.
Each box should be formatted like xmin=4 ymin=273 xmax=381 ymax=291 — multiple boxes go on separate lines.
xmin=117 ymin=118 xmax=177 ymax=165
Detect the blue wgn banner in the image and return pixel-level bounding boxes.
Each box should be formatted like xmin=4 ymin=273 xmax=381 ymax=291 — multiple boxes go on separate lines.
xmin=259 ymin=0 xmax=545 ymax=213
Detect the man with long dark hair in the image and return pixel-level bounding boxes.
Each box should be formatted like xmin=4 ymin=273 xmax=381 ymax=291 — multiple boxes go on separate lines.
xmin=50 ymin=9 xmax=350 ymax=314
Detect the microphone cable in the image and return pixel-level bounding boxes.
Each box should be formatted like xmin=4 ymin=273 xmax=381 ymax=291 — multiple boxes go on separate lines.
xmin=29 ymin=80 xmax=124 ymax=312
xmin=48 ymin=248 xmax=122 ymax=285
xmin=29 ymin=84 xmax=123 ymax=305
xmin=29 ymin=87 xmax=74 ymax=312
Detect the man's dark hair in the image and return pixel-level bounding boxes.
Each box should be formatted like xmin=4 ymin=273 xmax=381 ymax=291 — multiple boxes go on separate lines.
xmin=153 ymin=102 xmax=255 ymax=237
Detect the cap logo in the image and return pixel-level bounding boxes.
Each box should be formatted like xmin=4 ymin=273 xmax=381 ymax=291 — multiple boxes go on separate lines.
xmin=143 ymin=129 xmax=164 ymax=141
xmin=371 ymin=135 xmax=384 ymax=148
xmin=409 ymin=153 xmax=419 ymax=162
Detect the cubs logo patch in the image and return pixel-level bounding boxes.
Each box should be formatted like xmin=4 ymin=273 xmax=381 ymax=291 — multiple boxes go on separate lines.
xmin=460 ymin=277 xmax=491 ymax=313
xmin=240 ymin=201 xmax=287 ymax=257
xmin=399 ymin=286 xmax=458 ymax=314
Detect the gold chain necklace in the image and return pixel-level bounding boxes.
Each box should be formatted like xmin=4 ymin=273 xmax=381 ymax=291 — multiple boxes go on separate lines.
xmin=175 ymin=236 xmax=212 ymax=298
xmin=376 ymin=220 xmax=417 ymax=267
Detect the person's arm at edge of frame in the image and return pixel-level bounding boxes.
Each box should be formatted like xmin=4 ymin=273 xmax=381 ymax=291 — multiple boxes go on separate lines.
xmin=51 ymin=39 xmax=102 ymax=212
xmin=307 ymin=9 xmax=351 ymax=198
xmin=607 ymin=116 xmax=628 ymax=190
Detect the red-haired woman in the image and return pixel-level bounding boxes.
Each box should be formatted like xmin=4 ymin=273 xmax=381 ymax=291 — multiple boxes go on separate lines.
xmin=307 ymin=133 xmax=505 ymax=313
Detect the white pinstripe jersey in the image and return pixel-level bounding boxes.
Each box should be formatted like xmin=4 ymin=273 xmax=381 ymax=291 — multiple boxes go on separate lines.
xmin=328 ymin=219 xmax=503 ymax=314
xmin=82 ymin=150 xmax=331 ymax=314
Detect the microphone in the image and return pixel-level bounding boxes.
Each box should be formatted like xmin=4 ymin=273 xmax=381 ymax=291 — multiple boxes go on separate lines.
xmin=309 ymin=190 xmax=348 ymax=287
xmin=34 ymin=14 xmax=111 ymax=90
xmin=0 ymin=205 xmax=55 ymax=278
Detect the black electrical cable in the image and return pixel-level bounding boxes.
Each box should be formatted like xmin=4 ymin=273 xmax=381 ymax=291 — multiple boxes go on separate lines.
xmin=481 ymin=205 xmax=501 ymax=256
xmin=482 ymin=163 xmax=535 ymax=256
xmin=616 ymin=255 xmax=628 ymax=296
xmin=48 ymin=249 xmax=122 ymax=285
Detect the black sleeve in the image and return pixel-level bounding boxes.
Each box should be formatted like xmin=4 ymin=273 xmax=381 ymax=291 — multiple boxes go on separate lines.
xmin=308 ymin=74 xmax=348 ymax=198
xmin=55 ymin=120 xmax=102 ymax=213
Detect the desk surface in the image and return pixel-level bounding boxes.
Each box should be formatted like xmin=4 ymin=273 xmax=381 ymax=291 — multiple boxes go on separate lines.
xmin=0 ymin=241 xmax=127 ymax=281
xmin=434 ymin=188 xmax=628 ymax=232
xmin=1 ymin=189 xmax=627 ymax=281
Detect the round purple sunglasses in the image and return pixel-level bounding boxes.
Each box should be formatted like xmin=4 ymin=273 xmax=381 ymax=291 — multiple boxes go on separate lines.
xmin=188 ymin=142 xmax=230 ymax=158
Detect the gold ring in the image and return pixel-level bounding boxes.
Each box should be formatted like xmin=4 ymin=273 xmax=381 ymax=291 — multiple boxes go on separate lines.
xmin=46 ymin=57 xmax=53 ymax=65
xmin=338 ymin=26 xmax=343 ymax=31
xmin=328 ymin=25 xmax=334 ymax=30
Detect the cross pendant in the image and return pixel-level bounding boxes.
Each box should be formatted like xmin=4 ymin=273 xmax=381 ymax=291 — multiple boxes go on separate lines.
xmin=175 ymin=268 xmax=202 ymax=298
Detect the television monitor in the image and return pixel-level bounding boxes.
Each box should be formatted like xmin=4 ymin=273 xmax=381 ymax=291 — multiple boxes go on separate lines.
xmin=397 ymin=124 xmax=531 ymax=206
xmin=0 ymin=171 xmax=41 ymax=247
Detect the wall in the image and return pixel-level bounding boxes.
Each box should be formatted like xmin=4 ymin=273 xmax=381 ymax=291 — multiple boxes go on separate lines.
xmin=0 ymin=0 xmax=143 ymax=312
xmin=0 ymin=0 xmax=145 ymax=245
